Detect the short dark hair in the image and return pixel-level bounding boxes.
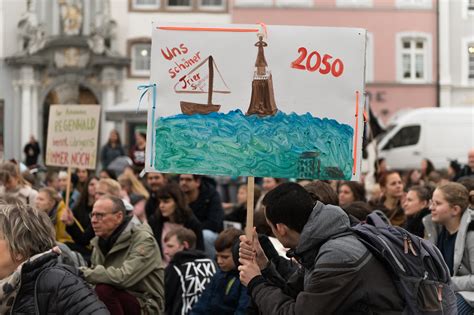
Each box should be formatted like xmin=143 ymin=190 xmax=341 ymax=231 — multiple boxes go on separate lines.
xmin=457 ymin=176 xmax=474 ymax=192
xmin=263 ymin=182 xmax=314 ymax=233
xmin=100 ymin=169 xmax=117 ymax=180
xmin=343 ymin=201 xmax=372 ymax=221
xmin=304 ymin=181 xmax=338 ymax=205
xmin=408 ymin=185 xmax=432 ymax=202
xmin=215 ymin=228 xmax=243 ymax=252
xmin=164 ymin=227 xmax=197 ymax=249
xmin=100 ymin=195 xmax=126 ymax=216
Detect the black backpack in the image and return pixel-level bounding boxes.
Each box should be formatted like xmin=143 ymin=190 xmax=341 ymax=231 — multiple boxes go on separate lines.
xmin=352 ymin=212 xmax=457 ymax=315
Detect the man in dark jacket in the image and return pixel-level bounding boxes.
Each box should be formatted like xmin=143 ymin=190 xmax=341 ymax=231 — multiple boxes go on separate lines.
xmin=180 ymin=174 xmax=224 ymax=258
xmin=165 ymin=227 xmax=216 ymax=315
xmin=239 ymin=182 xmax=404 ymax=315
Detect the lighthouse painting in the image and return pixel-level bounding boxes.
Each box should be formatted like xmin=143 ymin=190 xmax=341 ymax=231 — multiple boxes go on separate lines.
xmin=146 ymin=23 xmax=367 ymax=180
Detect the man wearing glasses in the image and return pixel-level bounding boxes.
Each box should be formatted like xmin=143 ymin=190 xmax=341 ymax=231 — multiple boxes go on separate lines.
xmin=80 ymin=195 xmax=164 ymax=315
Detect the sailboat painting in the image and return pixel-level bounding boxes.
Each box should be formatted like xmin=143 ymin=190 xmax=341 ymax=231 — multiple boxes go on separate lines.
xmin=147 ymin=23 xmax=367 ymax=180
xmin=174 ymin=55 xmax=231 ymax=115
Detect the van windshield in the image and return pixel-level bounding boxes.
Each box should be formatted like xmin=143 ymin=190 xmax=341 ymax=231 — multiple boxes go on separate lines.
xmin=375 ymin=125 xmax=395 ymax=143
xmin=382 ymin=125 xmax=421 ymax=150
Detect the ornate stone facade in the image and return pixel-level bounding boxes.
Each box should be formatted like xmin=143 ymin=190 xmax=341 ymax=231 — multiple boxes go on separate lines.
xmin=6 ymin=0 xmax=129 ymax=152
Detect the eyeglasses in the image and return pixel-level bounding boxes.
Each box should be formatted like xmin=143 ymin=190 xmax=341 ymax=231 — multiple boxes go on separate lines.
xmin=89 ymin=211 xmax=118 ymax=221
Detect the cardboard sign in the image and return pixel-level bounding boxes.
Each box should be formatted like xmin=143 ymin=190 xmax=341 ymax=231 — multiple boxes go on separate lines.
xmin=147 ymin=23 xmax=366 ymax=180
xmin=46 ymin=105 xmax=100 ymax=169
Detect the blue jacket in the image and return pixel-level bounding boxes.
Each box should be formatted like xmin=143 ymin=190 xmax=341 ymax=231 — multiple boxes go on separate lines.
xmin=190 ymin=269 xmax=249 ymax=315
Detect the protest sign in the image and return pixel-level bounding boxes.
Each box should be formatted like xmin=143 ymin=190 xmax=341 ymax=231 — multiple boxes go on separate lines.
xmin=147 ymin=23 xmax=366 ymax=180
xmin=46 ymin=105 xmax=101 ymax=170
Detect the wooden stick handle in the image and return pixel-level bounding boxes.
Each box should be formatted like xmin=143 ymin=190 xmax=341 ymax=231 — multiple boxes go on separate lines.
xmin=246 ymin=176 xmax=255 ymax=239
xmin=64 ymin=167 xmax=72 ymax=210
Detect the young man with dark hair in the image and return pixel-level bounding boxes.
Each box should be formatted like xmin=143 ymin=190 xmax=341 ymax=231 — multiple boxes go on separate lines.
xmin=145 ymin=172 xmax=169 ymax=218
xmin=191 ymin=228 xmax=249 ymax=315
xmin=179 ymin=174 xmax=224 ymax=258
xmin=239 ymin=182 xmax=404 ymax=314
xmin=165 ymin=227 xmax=216 ymax=315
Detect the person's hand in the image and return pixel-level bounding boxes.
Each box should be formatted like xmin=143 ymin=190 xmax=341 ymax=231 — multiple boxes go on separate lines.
xmin=238 ymin=258 xmax=262 ymax=287
xmin=60 ymin=207 xmax=75 ymax=226
xmin=52 ymin=246 xmax=61 ymax=254
xmin=239 ymin=227 xmax=268 ymax=270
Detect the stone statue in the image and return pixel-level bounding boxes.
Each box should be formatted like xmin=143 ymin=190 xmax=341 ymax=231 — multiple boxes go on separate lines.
xmin=17 ymin=0 xmax=45 ymax=54
xmin=87 ymin=0 xmax=117 ymax=55
xmin=58 ymin=0 xmax=83 ymax=36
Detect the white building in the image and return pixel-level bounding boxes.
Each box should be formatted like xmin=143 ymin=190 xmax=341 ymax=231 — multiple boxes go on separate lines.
xmin=439 ymin=0 xmax=474 ymax=107
xmin=0 ymin=0 xmax=230 ymax=163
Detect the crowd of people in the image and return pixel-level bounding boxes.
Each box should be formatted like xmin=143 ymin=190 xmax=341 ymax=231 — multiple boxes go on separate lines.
xmin=0 ymin=132 xmax=473 ymax=314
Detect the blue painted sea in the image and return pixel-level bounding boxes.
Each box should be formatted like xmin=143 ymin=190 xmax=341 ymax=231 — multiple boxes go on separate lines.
xmin=154 ymin=110 xmax=354 ymax=180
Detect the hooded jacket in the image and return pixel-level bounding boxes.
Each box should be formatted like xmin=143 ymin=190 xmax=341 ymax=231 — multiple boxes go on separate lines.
xmin=190 ymin=269 xmax=249 ymax=315
xmin=81 ymin=217 xmax=165 ymax=314
xmin=248 ymin=202 xmax=404 ymax=315
xmin=424 ymin=208 xmax=474 ymax=305
xmin=165 ymin=249 xmax=216 ymax=315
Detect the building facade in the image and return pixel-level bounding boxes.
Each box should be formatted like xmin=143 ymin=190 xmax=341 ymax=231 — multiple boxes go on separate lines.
xmin=0 ymin=0 xmax=230 ymax=162
xmin=439 ymin=0 xmax=474 ymax=108
xmin=232 ymin=0 xmax=439 ymax=124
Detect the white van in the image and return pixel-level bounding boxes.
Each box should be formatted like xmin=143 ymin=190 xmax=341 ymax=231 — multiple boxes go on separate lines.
xmin=376 ymin=108 xmax=474 ymax=170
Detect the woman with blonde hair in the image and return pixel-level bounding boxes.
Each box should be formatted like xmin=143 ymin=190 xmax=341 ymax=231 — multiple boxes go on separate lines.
xmin=424 ymin=182 xmax=473 ymax=314
xmin=0 ymin=161 xmax=37 ymax=206
xmin=0 ymin=203 xmax=108 ymax=314
xmin=118 ymin=172 xmax=149 ymax=200
xmin=118 ymin=172 xmax=149 ymax=222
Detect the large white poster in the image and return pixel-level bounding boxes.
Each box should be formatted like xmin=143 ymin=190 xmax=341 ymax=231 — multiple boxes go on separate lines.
xmin=147 ymin=23 xmax=366 ymax=180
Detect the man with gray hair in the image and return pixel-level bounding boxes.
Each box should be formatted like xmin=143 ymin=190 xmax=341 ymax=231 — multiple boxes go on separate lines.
xmin=80 ymin=195 xmax=164 ymax=314
xmin=62 ymin=178 xmax=133 ymax=259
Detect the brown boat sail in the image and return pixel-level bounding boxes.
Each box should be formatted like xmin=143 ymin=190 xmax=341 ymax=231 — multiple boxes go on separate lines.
xmin=246 ymin=35 xmax=278 ymax=117
xmin=176 ymin=55 xmax=231 ymax=115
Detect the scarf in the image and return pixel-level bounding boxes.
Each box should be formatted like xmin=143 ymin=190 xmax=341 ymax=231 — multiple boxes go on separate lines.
xmin=0 ymin=249 xmax=57 ymax=314
xmin=98 ymin=216 xmax=131 ymax=256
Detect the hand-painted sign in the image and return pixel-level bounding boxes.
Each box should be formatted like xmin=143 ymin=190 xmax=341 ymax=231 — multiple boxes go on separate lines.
xmin=46 ymin=105 xmax=100 ymax=169
xmin=147 ymin=23 xmax=366 ymax=180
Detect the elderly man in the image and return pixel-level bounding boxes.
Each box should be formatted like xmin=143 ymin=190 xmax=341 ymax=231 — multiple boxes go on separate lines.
xmin=62 ymin=178 xmax=126 ymax=259
xmin=81 ymin=195 xmax=164 ymax=315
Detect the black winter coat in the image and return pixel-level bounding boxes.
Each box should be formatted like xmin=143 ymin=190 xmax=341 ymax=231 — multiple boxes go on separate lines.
xmin=12 ymin=252 xmax=109 ymax=315
xmin=189 ymin=181 xmax=223 ymax=233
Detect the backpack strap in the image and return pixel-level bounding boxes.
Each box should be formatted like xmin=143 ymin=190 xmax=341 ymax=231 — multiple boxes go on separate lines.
xmin=366 ymin=211 xmax=389 ymax=228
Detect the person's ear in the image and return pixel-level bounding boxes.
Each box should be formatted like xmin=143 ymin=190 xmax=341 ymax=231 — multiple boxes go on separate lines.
xmin=452 ymin=205 xmax=463 ymax=217
xmin=275 ymin=223 xmax=288 ymax=236
xmin=182 ymin=241 xmax=190 ymax=250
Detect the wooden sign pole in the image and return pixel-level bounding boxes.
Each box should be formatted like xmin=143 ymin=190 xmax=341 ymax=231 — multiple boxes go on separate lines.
xmin=246 ymin=176 xmax=255 ymax=239
xmin=64 ymin=167 xmax=72 ymax=210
